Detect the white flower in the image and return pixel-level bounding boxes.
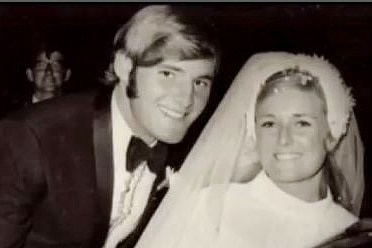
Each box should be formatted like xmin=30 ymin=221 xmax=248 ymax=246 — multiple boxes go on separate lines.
xmin=166 ymin=166 xmax=179 ymax=187
xmin=156 ymin=166 xmax=179 ymax=191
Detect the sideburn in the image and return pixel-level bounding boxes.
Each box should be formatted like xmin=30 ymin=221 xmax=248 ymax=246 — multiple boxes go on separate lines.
xmin=126 ymin=66 xmax=138 ymax=98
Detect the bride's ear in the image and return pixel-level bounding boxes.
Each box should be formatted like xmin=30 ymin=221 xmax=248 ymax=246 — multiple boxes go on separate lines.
xmin=231 ymin=134 xmax=261 ymax=183
xmin=326 ymin=134 xmax=338 ymax=152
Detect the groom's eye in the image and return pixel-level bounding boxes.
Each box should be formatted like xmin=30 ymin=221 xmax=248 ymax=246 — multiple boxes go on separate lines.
xmin=159 ymin=70 xmax=175 ymax=79
xmin=194 ymin=79 xmax=211 ymax=88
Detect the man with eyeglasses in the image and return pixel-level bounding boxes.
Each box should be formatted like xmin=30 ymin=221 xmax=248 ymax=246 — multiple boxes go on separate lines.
xmin=25 ymin=41 xmax=71 ymax=103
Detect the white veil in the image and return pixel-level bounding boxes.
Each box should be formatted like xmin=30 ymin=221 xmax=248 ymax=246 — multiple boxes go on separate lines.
xmin=135 ymin=52 xmax=365 ymax=248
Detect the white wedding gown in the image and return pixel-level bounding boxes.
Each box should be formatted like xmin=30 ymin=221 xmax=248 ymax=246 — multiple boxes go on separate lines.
xmin=176 ymin=171 xmax=358 ymax=248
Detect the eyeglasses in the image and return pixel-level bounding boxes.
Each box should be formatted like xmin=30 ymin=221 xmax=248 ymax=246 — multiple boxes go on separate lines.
xmin=34 ymin=61 xmax=64 ymax=74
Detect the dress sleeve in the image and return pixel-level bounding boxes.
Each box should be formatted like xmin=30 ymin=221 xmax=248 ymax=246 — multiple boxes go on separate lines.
xmin=0 ymin=120 xmax=45 ymax=248
xmin=314 ymin=219 xmax=372 ymax=248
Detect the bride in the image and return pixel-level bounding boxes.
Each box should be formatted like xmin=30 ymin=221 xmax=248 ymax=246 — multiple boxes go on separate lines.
xmin=135 ymin=52 xmax=365 ymax=248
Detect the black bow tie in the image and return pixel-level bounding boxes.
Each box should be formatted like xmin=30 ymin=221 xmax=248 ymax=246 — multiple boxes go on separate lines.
xmin=126 ymin=136 xmax=168 ymax=176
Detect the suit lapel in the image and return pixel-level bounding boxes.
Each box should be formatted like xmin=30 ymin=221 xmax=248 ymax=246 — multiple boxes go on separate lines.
xmin=92 ymin=86 xmax=115 ymax=247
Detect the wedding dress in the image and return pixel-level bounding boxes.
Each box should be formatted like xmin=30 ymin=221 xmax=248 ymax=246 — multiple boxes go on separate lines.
xmin=177 ymin=171 xmax=357 ymax=248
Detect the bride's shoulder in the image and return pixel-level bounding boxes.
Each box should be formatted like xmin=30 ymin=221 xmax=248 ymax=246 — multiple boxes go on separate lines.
xmin=198 ymin=183 xmax=250 ymax=201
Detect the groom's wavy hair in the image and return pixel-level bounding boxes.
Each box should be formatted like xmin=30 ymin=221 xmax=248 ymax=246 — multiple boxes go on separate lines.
xmin=103 ymin=5 xmax=221 ymax=98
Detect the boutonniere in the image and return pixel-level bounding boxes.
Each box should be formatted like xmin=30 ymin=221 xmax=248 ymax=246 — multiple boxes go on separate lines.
xmin=156 ymin=166 xmax=179 ymax=191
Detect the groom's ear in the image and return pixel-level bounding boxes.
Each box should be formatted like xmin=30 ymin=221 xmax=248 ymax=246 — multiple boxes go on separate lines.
xmin=113 ymin=52 xmax=133 ymax=85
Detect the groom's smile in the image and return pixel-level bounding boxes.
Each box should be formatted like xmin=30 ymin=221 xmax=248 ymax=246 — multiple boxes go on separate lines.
xmin=128 ymin=58 xmax=216 ymax=144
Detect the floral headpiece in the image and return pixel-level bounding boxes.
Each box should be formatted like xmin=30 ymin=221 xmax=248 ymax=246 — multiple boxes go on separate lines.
xmin=244 ymin=52 xmax=355 ymax=144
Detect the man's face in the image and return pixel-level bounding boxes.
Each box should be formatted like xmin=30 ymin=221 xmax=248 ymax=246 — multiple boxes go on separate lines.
xmin=28 ymin=51 xmax=68 ymax=94
xmin=130 ymin=58 xmax=216 ymax=144
xmin=255 ymin=87 xmax=330 ymax=185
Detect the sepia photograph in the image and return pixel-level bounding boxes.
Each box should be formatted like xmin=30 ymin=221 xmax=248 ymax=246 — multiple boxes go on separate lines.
xmin=0 ymin=3 xmax=371 ymax=247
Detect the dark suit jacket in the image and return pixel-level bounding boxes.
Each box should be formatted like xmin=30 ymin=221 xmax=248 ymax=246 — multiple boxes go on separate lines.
xmin=0 ymin=87 xmax=114 ymax=247
xmin=1 ymin=90 xmax=33 ymax=118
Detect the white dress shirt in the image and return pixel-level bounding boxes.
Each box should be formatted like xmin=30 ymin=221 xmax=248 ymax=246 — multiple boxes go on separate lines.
xmin=103 ymin=87 xmax=157 ymax=248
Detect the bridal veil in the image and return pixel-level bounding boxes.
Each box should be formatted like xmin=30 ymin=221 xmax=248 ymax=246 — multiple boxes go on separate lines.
xmin=135 ymin=52 xmax=365 ymax=248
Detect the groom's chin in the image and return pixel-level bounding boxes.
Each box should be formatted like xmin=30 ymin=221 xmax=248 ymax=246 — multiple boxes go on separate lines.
xmin=157 ymin=131 xmax=187 ymax=144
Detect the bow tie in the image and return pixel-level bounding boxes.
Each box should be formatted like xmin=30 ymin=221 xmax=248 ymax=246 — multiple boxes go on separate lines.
xmin=126 ymin=136 xmax=168 ymax=176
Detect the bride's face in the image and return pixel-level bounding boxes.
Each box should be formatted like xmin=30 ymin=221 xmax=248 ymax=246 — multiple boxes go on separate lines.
xmin=255 ymin=83 xmax=331 ymax=186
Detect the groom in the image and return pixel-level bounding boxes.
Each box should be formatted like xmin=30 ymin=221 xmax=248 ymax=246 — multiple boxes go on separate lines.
xmin=0 ymin=5 xmax=220 ymax=248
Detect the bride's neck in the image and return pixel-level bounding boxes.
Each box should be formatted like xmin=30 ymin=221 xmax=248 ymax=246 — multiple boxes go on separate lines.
xmin=273 ymin=170 xmax=327 ymax=202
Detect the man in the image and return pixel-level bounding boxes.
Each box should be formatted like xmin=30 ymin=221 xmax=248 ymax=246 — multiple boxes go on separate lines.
xmin=0 ymin=5 xmax=220 ymax=248
xmin=25 ymin=43 xmax=71 ymax=103
xmin=2 ymin=41 xmax=72 ymax=116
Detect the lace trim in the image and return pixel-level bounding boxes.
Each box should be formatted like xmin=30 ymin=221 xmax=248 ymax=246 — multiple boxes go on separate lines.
xmin=108 ymin=162 xmax=147 ymax=234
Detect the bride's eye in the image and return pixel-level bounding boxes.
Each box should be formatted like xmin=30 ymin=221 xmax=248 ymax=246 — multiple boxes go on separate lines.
xmin=261 ymin=121 xmax=275 ymax=128
xmin=296 ymin=120 xmax=311 ymax=127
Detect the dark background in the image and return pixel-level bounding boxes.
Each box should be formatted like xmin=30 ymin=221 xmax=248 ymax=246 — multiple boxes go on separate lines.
xmin=0 ymin=3 xmax=371 ymax=215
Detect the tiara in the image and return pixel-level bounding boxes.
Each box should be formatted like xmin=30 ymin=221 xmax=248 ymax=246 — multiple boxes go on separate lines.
xmin=266 ymin=67 xmax=319 ymax=86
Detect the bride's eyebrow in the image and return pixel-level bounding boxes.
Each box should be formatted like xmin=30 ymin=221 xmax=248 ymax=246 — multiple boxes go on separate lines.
xmin=256 ymin=114 xmax=275 ymax=118
xmin=293 ymin=113 xmax=318 ymax=119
